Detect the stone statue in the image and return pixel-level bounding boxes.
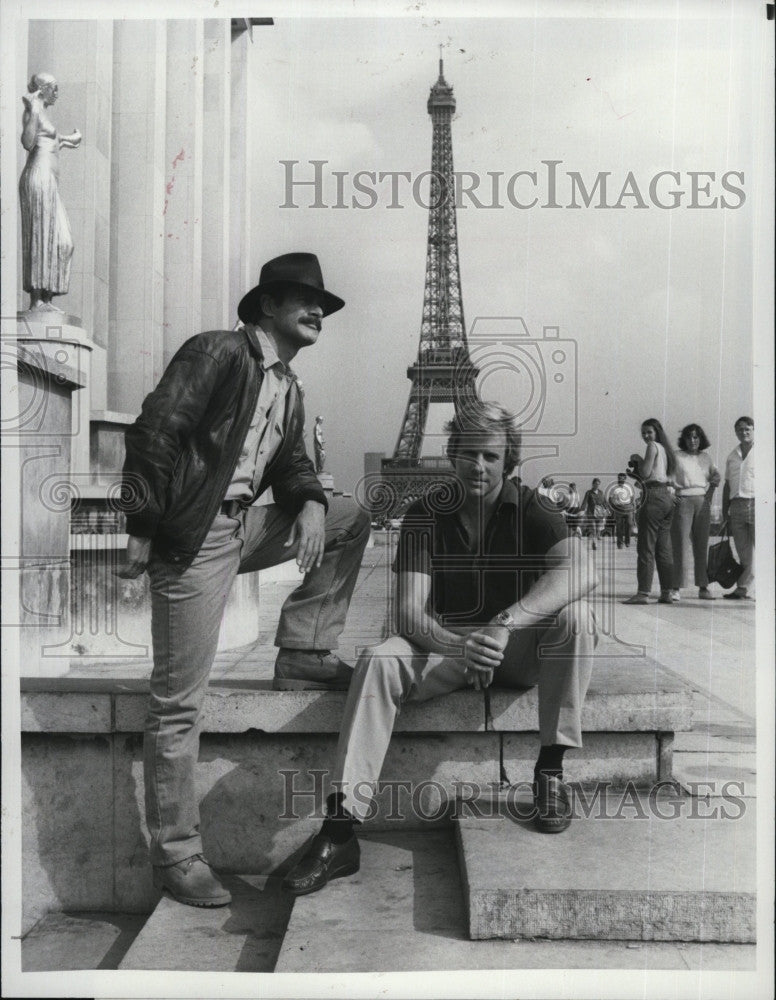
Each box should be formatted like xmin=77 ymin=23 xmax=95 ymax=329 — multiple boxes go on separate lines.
xmin=313 ymin=415 xmax=326 ymax=473
xmin=19 ymin=72 xmax=82 ymax=312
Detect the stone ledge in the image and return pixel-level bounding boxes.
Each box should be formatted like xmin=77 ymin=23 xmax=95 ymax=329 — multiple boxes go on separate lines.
xmin=21 ymin=658 xmax=693 ymax=735
xmin=456 ymin=792 xmax=757 ymax=942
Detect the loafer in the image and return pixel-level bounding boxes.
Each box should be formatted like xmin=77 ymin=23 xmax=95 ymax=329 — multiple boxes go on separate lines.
xmin=282 ymin=833 xmax=360 ymax=896
xmin=534 ymin=773 xmax=572 ymax=834
xmin=723 ymin=590 xmax=749 ymax=600
xmin=623 ymin=593 xmax=650 ymax=605
xmin=698 ymin=588 xmax=716 ymax=600
xmin=152 ymin=854 xmax=231 ymax=907
xmin=273 ymin=649 xmax=354 ymax=690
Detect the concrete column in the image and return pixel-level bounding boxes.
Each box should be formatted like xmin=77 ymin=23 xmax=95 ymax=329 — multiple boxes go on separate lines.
xmin=201 ymin=20 xmax=231 ymax=332
xmin=108 ymin=20 xmax=167 ymax=415
xmin=163 ymin=20 xmax=204 ymax=364
xmin=229 ymin=29 xmax=253 ymax=320
xmin=15 ymin=332 xmax=85 ymax=676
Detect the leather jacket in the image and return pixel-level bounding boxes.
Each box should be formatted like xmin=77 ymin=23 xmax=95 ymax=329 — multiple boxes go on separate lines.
xmin=122 ymin=325 xmax=326 ymax=569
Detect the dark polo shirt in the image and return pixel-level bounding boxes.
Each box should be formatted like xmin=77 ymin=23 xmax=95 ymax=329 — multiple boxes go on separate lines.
xmin=394 ymin=478 xmax=568 ymax=629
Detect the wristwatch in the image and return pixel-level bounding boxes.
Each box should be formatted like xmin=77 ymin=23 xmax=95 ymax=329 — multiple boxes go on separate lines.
xmin=495 ymin=609 xmax=518 ymax=633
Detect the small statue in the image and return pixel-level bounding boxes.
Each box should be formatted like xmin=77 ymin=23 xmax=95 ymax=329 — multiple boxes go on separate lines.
xmin=19 ymin=72 xmax=82 ymax=312
xmin=313 ymin=415 xmax=326 ymax=473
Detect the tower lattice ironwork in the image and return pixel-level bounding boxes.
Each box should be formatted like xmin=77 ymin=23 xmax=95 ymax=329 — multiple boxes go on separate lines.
xmin=376 ymin=56 xmax=479 ymax=520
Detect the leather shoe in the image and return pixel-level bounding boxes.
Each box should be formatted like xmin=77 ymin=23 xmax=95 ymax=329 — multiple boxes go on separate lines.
xmin=273 ymin=649 xmax=354 ymax=690
xmin=152 ymin=854 xmax=231 ymax=907
xmin=282 ymin=833 xmax=360 ymax=895
xmin=533 ymin=773 xmax=572 ymax=834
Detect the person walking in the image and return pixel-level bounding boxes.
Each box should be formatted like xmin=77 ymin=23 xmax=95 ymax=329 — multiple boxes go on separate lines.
xmin=582 ymin=478 xmax=607 ymax=550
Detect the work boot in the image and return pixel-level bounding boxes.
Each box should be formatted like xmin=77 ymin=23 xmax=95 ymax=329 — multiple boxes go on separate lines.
xmin=153 ymin=854 xmax=231 ymax=907
xmin=273 ymin=649 xmax=354 ymax=690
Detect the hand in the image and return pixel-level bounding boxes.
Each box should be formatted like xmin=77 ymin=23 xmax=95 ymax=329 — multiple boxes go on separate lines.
xmin=285 ymin=500 xmax=325 ymax=573
xmin=463 ymin=625 xmax=509 ymax=690
xmin=629 ymin=453 xmax=641 ymax=465
xmin=116 ymin=535 xmax=152 ymax=578
xmin=709 ymin=473 xmax=721 ymax=488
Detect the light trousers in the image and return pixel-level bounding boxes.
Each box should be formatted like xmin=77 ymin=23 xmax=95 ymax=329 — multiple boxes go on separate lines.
xmin=670 ymin=494 xmax=711 ymax=590
xmin=331 ymin=598 xmax=597 ymax=822
xmin=145 ymin=497 xmax=371 ymax=865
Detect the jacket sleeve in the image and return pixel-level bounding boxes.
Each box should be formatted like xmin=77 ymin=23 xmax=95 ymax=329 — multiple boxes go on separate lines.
xmin=122 ymin=341 xmax=222 ymax=538
xmin=270 ymin=389 xmax=328 ymax=515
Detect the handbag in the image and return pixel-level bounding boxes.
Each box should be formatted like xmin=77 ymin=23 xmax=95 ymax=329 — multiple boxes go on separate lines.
xmin=707 ymin=527 xmax=743 ymax=589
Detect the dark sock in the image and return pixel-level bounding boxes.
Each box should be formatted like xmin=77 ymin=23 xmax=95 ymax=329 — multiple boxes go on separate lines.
xmin=322 ymin=792 xmax=355 ymax=843
xmin=534 ymin=744 xmax=567 ymax=783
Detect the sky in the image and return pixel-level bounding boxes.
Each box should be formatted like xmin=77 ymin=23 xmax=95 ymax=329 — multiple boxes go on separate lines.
xmin=246 ymin=8 xmax=763 ymax=499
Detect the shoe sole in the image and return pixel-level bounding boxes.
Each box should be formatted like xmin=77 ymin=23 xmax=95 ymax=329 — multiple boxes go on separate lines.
xmin=533 ymin=819 xmax=572 ymax=833
xmin=273 ymin=678 xmax=351 ymax=691
xmin=284 ymin=860 xmax=360 ymax=897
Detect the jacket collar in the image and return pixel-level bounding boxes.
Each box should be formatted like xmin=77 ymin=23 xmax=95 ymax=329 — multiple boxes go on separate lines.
xmin=242 ymin=323 xmax=297 ymax=379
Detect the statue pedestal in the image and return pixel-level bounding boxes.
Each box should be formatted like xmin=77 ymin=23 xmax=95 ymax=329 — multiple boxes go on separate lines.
xmin=14 ymin=319 xmax=87 ymax=676
xmin=316 ymin=472 xmax=335 ymax=494
xmin=17 ymin=311 xmax=93 ymax=478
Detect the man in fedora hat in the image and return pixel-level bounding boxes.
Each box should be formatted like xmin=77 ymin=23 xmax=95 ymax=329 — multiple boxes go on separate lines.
xmin=119 ymin=252 xmax=371 ymax=907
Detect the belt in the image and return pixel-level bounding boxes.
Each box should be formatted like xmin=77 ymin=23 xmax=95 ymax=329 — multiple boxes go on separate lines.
xmin=644 ymin=481 xmax=670 ymax=489
xmin=220 ymin=499 xmax=248 ymax=518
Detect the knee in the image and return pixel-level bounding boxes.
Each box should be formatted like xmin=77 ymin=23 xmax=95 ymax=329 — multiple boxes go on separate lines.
xmin=338 ymin=499 xmax=372 ymax=541
xmin=354 ymin=645 xmax=405 ymax=696
xmin=556 ymin=598 xmax=595 ymax=636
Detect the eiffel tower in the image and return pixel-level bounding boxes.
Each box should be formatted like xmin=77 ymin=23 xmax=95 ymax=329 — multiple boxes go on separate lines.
xmin=377 ymin=55 xmax=479 ymax=519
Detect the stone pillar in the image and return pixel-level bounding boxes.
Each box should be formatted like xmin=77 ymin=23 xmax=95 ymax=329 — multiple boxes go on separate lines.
xmin=15 ymin=326 xmax=85 ymax=677
xmin=201 ymin=20 xmax=232 ymax=332
xmin=108 ymin=20 xmax=167 ymax=415
xmin=163 ymin=20 xmax=204 ymax=364
xmin=229 ymin=28 xmax=253 ymax=319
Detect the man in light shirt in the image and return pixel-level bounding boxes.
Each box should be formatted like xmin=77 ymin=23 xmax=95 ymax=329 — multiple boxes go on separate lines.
xmin=722 ymin=416 xmax=755 ymax=600
xmin=119 ymin=253 xmax=370 ymax=906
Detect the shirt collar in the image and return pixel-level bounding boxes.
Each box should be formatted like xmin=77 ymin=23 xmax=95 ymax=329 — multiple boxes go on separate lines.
xmin=495 ymin=477 xmax=521 ymax=509
xmin=252 ymin=324 xmax=293 ymax=377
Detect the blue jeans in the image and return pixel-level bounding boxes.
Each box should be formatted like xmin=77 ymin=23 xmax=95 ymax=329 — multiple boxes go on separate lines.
xmin=636 ymin=486 xmax=675 ymax=594
xmin=144 ymin=497 xmax=371 ymax=865
xmin=670 ymin=494 xmax=711 ymax=589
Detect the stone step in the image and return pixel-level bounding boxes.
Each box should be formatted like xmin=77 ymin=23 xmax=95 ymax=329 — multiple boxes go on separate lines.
xmin=118 ymin=874 xmax=292 ymax=972
xmin=22 ymin=657 xmax=692 ymax=736
xmin=455 ymin=790 xmax=756 ymax=943
xmin=275 ymin=831 xmax=755 ymax=973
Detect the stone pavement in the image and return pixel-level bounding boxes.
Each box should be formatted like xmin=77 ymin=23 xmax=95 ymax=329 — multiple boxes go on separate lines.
xmin=66 ymin=532 xmax=757 ymax=736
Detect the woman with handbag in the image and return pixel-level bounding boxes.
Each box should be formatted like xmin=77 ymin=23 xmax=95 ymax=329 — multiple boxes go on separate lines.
xmin=670 ymin=423 xmax=720 ymax=600
xmin=582 ymin=478 xmax=608 ymax=550
xmin=624 ymin=418 xmax=677 ymax=605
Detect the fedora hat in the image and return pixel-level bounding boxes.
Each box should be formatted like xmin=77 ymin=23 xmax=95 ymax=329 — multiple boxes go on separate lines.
xmin=238 ymin=252 xmax=345 ymax=322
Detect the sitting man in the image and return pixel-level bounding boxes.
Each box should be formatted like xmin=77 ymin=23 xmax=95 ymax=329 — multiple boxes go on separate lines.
xmin=283 ymin=400 xmax=599 ymax=896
